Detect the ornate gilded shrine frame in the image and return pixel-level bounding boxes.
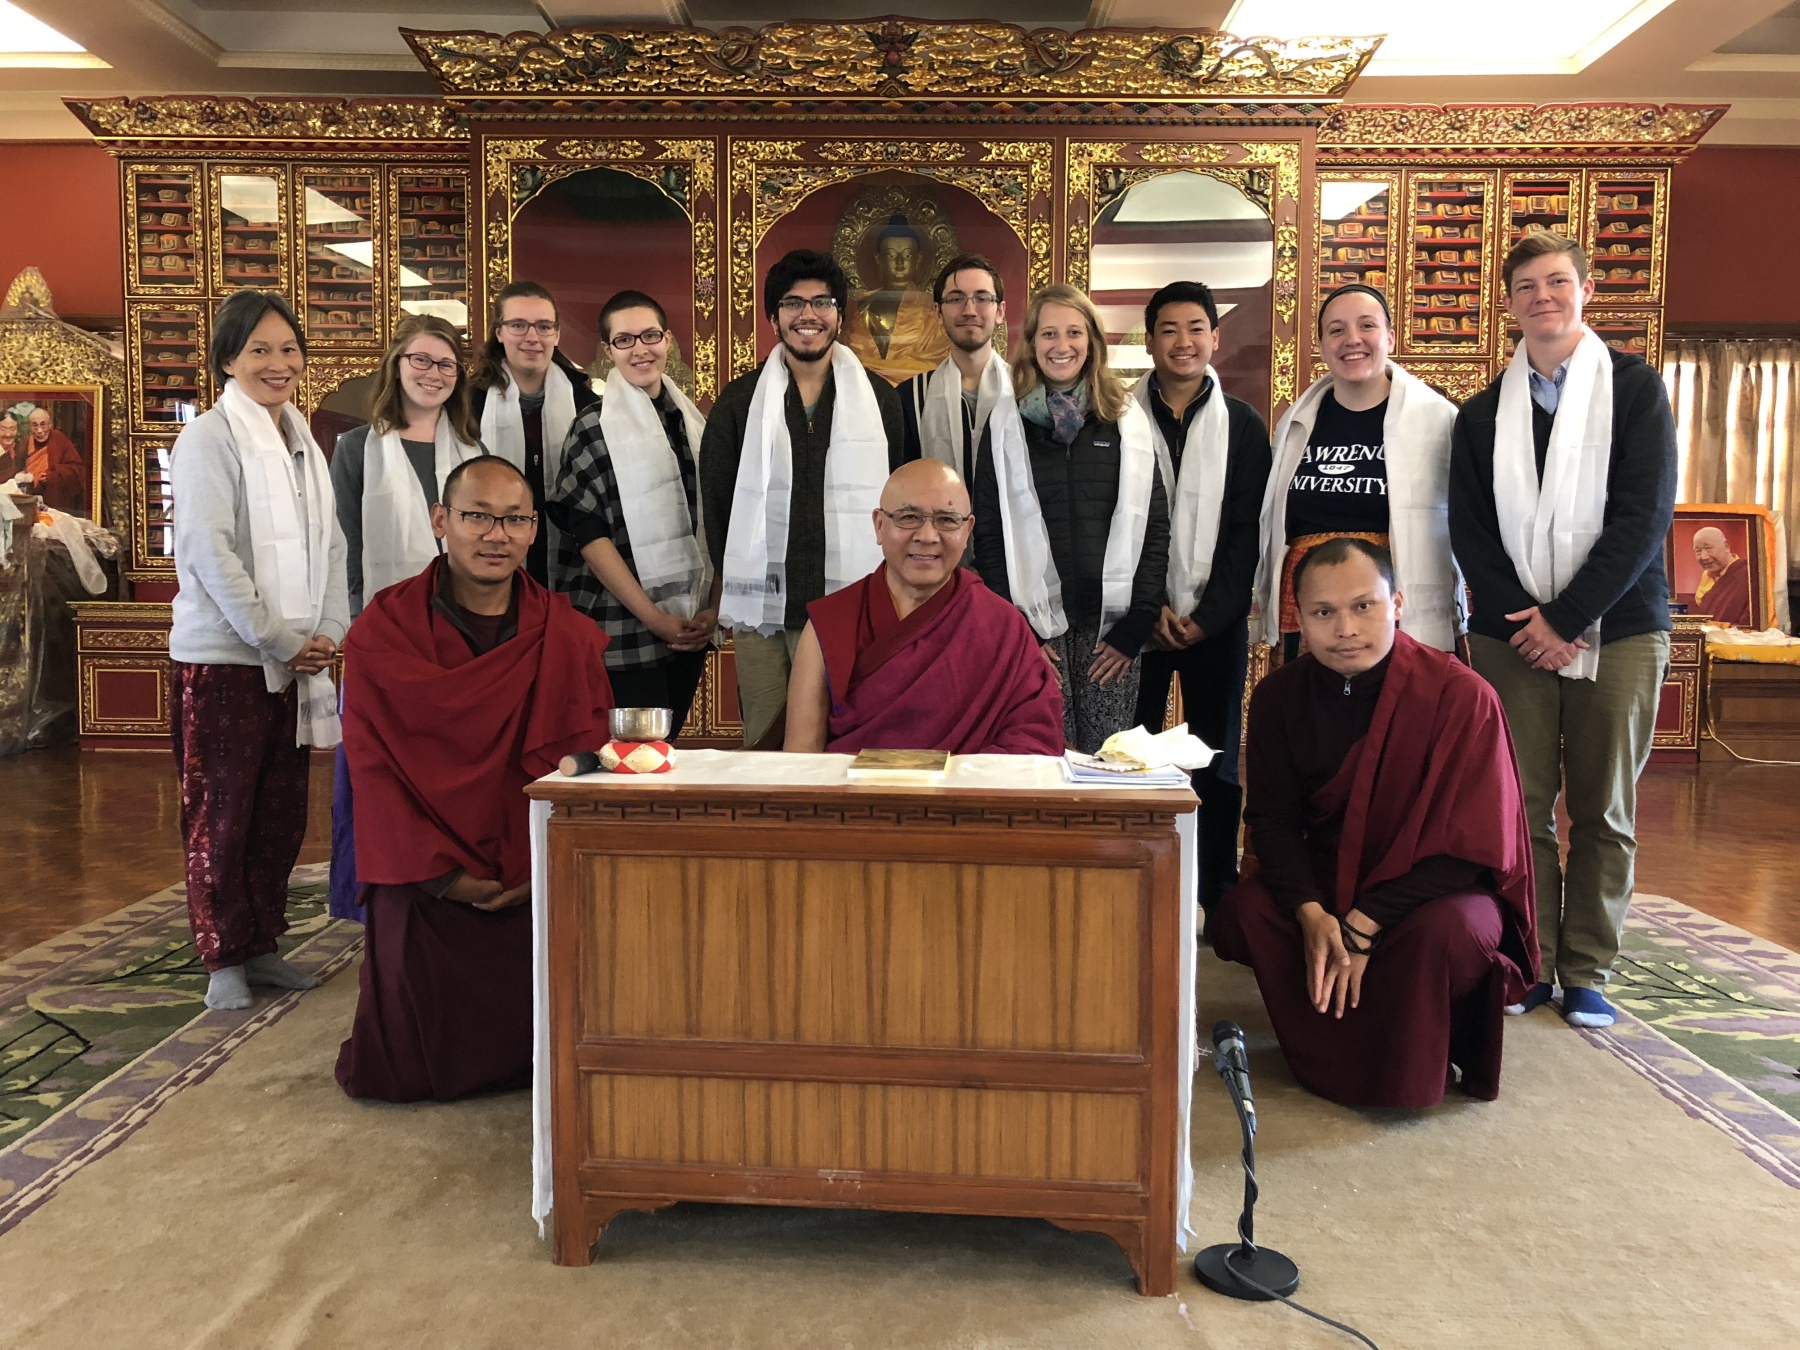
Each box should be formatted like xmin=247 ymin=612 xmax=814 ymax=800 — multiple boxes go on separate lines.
xmin=476 ymin=136 xmax=721 ymax=403
xmin=1065 ymin=139 xmax=1304 ymax=420
xmin=723 ymin=138 xmax=1053 ymax=380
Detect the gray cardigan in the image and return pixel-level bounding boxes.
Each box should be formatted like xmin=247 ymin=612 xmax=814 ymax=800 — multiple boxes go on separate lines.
xmin=328 ymin=422 xmax=442 ymax=616
xmin=169 ymin=406 xmax=349 ymax=667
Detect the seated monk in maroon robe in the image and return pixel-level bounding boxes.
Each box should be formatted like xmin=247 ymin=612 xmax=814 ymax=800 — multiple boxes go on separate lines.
xmin=1691 ymin=526 xmax=1754 ymax=627
xmin=784 ymin=458 xmax=1064 ymax=755
xmin=337 ymin=456 xmax=613 ymax=1103
xmin=1212 ymin=536 xmax=1537 ymax=1110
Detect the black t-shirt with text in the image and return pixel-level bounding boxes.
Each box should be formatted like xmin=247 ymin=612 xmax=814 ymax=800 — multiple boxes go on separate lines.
xmin=1283 ymin=391 xmax=1390 ymax=541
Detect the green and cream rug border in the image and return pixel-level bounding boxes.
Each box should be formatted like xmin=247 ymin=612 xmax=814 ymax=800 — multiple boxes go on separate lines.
xmin=0 ymin=864 xmax=361 ymax=1236
xmin=1578 ymin=893 xmax=1800 ymax=1189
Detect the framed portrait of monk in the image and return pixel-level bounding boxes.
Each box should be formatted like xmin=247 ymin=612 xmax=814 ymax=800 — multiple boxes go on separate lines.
xmin=1 ymin=384 xmax=103 ymax=519
xmin=1667 ymin=504 xmax=1778 ymax=630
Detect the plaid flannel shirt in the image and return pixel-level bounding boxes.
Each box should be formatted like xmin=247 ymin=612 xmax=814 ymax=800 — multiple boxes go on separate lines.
xmin=548 ymin=390 xmax=702 ymax=669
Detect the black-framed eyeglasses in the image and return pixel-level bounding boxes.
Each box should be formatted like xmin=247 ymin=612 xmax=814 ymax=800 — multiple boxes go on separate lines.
xmin=401 ymin=352 xmax=460 ymax=377
xmin=448 ymin=507 xmax=537 ymax=537
xmin=880 ymin=507 xmax=972 ymax=533
xmin=498 ymin=319 xmax=560 ymax=338
xmin=776 ymin=295 xmax=839 ymax=314
xmin=940 ymin=291 xmax=999 ymax=309
xmin=609 ymin=328 xmax=666 ymax=350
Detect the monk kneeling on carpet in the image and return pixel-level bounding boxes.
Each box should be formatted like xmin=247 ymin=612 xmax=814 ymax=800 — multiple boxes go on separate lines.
xmin=336 ymin=455 xmax=614 ymax=1102
xmin=784 ymin=458 xmax=1064 ymax=755
xmin=1212 ymin=537 xmax=1538 ymax=1109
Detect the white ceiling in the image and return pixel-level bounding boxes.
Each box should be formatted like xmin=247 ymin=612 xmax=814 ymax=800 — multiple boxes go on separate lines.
xmin=3 ymin=0 xmax=1797 ymax=142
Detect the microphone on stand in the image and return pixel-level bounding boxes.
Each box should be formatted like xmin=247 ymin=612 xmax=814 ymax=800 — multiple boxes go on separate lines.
xmin=1194 ymin=1020 xmax=1301 ymax=1302
xmin=1211 ymin=1020 xmax=1256 ymax=1135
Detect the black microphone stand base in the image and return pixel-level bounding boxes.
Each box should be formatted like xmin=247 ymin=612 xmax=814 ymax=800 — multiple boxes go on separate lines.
xmin=1194 ymin=1243 xmax=1300 ymax=1301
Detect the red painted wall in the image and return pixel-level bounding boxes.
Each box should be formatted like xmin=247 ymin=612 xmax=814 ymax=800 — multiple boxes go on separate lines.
xmin=0 ymin=142 xmax=121 ymax=323
xmin=1667 ymin=146 xmax=1800 ymax=329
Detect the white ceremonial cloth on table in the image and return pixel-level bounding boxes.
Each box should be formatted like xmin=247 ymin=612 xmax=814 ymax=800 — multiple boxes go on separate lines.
xmin=528 ymin=749 xmax=1201 ymax=1249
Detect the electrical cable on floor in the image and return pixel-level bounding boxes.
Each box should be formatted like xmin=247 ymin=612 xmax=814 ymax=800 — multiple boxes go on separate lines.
xmin=1225 ymin=1263 xmax=1382 ymax=1350
xmin=1702 ymin=694 xmax=1800 ymax=766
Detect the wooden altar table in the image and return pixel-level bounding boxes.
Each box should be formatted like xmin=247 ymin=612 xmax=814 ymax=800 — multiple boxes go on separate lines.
xmin=525 ymin=752 xmax=1199 ymax=1295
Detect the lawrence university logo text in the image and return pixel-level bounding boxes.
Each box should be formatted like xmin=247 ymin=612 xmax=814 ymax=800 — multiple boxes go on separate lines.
xmin=1290 ymin=441 xmax=1386 ymax=494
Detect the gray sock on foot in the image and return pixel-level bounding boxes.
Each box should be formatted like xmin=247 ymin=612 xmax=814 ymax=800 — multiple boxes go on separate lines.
xmin=244 ymin=953 xmax=320 ymax=990
xmin=205 ymin=965 xmax=255 ymax=1011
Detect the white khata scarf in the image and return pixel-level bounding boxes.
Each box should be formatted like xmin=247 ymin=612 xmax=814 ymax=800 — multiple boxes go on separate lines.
xmin=987 ymin=380 xmax=1158 ymax=639
xmin=215 ymin=377 xmax=341 ymax=747
xmin=360 ymin=415 xmax=479 ymax=600
xmin=918 ymin=349 xmax=1006 ymax=473
xmin=1132 ymin=369 xmax=1229 ymax=620
xmin=599 ymin=365 xmax=712 ymax=618
xmin=1494 ymin=326 xmax=1613 ymax=681
xmin=1250 ymin=362 xmax=1461 ymax=650
xmin=719 ymin=343 xmax=890 ymax=635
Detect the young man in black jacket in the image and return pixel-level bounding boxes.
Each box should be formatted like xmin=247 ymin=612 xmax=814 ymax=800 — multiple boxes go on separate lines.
xmin=1129 ymin=281 xmax=1272 ymax=915
xmin=1449 ymin=231 xmax=1676 ymax=1030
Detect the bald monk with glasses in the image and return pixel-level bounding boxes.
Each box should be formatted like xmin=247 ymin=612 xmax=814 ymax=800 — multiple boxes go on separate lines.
xmin=784 ymin=458 xmax=1064 ymax=756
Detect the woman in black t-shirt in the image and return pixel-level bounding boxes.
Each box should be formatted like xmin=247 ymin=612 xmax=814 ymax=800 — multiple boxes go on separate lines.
xmin=1251 ymin=285 xmax=1462 ymax=660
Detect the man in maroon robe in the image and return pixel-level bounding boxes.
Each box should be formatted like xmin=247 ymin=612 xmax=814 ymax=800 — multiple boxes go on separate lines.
xmin=1212 ymin=536 xmax=1537 ymax=1109
xmin=337 ymin=455 xmax=613 ymax=1102
xmin=24 ymin=407 xmax=87 ymax=514
xmin=784 ymin=458 xmax=1064 ymax=755
xmin=1691 ymin=526 xmax=1754 ymax=627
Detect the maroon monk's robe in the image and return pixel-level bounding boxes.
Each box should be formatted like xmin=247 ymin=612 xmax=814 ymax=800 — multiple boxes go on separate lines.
xmin=1696 ymin=556 xmax=1753 ymax=627
xmin=336 ymin=559 xmax=612 ymax=1102
xmin=1212 ymin=630 xmax=1536 ymax=1109
xmin=27 ymin=426 xmax=86 ymax=514
xmin=807 ymin=564 xmax=1065 ymax=755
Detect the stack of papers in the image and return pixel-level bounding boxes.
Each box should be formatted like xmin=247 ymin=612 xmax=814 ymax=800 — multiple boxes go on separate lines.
xmin=1060 ymin=750 xmax=1193 ymax=787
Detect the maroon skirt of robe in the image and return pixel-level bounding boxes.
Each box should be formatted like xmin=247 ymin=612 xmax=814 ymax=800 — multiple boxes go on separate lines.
xmin=335 ymin=883 xmax=532 ymax=1103
xmin=1211 ymin=878 xmax=1520 ymax=1110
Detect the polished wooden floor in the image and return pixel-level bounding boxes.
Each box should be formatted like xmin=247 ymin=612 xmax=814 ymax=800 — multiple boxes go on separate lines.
xmin=1 ymin=748 xmax=1795 ymax=961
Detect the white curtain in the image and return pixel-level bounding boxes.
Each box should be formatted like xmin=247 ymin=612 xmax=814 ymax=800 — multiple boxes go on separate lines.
xmin=1662 ymin=339 xmax=1800 ymax=583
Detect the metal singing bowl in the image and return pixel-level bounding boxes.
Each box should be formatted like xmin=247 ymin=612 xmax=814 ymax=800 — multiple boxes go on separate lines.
xmin=609 ymin=706 xmax=673 ymax=743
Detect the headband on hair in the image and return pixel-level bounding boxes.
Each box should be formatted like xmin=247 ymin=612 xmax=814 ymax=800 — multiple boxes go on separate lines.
xmin=1317 ymin=283 xmax=1391 ymax=334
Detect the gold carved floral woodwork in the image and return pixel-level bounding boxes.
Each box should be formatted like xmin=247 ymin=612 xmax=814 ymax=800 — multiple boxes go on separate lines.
xmin=479 ymin=137 xmax=721 ymax=403
xmin=1318 ymin=103 xmax=1726 ymax=153
xmin=0 ymin=271 xmax=130 ymax=557
xmin=1066 ymin=140 xmax=1302 ymax=418
xmin=298 ymin=354 xmax=382 ymax=420
xmin=67 ymin=98 xmax=468 ymax=146
xmin=725 ymin=138 xmax=1052 ymax=380
xmin=405 ymin=22 xmax=1378 ymax=103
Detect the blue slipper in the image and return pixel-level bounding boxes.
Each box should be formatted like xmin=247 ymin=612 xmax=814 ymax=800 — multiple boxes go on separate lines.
xmin=1561 ymin=986 xmax=1617 ymax=1028
xmin=1505 ymin=981 xmax=1556 ymax=1016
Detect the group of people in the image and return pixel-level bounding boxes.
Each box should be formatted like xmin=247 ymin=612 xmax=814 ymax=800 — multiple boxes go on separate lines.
xmin=164 ymin=224 xmax=1676 ymax=1116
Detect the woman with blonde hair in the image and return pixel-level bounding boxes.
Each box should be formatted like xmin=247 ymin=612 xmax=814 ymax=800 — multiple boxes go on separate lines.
xmin=330 ymin=313 xmax=482 ymax=615
xmin=970 ymin=283 xmax=1169 ymax=752
xmin=328 ymin=313 xmax=481 ymax=921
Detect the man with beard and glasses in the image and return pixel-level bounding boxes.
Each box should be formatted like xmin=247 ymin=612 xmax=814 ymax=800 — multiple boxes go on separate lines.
xmin=699 ymin=249 xmax=908 ymax=747
xmin=896 ymin=253 xmax=1009 ymax=484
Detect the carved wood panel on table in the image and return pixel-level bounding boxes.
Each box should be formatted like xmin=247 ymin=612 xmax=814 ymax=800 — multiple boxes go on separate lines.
xmin=537 ymin=783 xmax=1191 ymax=1295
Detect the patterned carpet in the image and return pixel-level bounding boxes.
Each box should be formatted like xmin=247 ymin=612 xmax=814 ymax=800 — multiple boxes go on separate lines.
xmin=1584 ymin=894 xmax=1800 ymax=1189
xmin=2 ymin=878 xmax=1797 ymax=1242
xmin=0 ymin=863 xmax=360 ymax=1237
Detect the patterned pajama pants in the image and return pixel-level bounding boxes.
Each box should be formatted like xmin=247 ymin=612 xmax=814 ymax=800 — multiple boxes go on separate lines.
xmin=1047 ymin=624 xmax=1144 ymax=755
xmin=170 ymin=662 xmax=312 ymax=972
